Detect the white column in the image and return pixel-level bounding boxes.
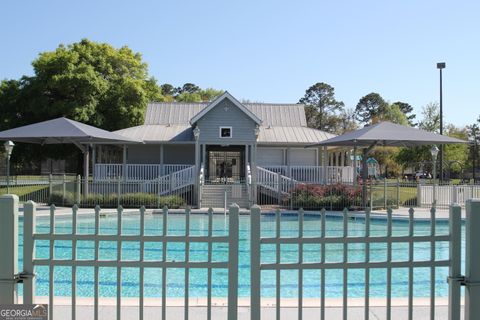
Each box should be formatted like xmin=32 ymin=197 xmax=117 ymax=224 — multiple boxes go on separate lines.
xmin=92 ymin=145 xmax=96 ymax=180
xmin=323 ymin=146 xmax=328 ymax=184
xmin=353 ymin=146 xmax=358 ymax=187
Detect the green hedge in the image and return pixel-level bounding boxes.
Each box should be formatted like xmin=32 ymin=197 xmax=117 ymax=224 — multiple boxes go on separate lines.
xmin=49 ymin=192 xmax=187 ymax=208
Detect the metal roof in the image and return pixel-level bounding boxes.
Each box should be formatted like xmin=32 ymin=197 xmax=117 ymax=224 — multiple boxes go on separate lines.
xmin=0 ymin=117 xmax=141 ymax=144
xmin=144 ymin=101 xmax=306 ymax=127
xmin=114 ymin=125 xmax=193 ymax=143
xmin=311 ymin=121 xmax=466 ymax=147
xmin=258 ymin=126 xmax=335 ymax=144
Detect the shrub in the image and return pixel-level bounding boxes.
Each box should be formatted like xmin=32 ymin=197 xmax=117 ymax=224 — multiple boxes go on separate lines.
xmin=288 ymin=183 xmax=362 ymax=210
xmin=48 ymin=191 xmax=187 ymax=208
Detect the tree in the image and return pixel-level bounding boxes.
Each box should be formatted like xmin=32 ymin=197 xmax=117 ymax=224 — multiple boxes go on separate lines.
xmin=467 ymin=117 xmax=480 ymax=180
xmin=392 ymin=101 xmax=416 ymax=125
xmin=299 ymin=82 xmax=345 ymax=133
xmin=354 ymin=93 xmax=388 ymax=124
xmin=419 ymin=102 xmax=440 ymax=132
xmin=443 ymin=124 xmax=469 ymax=176
xmin=373 ymin=103 xmax=409 ymax=126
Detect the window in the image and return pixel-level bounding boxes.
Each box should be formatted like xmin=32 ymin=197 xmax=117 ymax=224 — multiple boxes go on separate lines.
xmin=219 ymin=126 xmax=232 ymax=138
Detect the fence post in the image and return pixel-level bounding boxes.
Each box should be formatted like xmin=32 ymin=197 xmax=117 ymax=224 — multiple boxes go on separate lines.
xmin=448 ymin=204 xmax=462 ymax=320
xmin=0 ymin=194 xmax=19 ymax=304
xmin=48 ymin=174 xmax=53 ymax=204
xmin=23 ymin=200 xmax=36 ymax=304
xmin=250 ymin=205 xmax=261 ymax=320
xmin=76 ymin=174 xmax=81 ymax=205
xmin=228 ymin=203 xmax=239 ymax=320
xmin=465 ymin=199 xmax=480 ymax=320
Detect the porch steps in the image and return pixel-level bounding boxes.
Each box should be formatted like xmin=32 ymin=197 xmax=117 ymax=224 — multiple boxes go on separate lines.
xmin=201 ymin=184 xmax=250 ymax=209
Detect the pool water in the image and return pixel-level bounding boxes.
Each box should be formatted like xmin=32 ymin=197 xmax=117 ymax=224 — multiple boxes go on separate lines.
xmin=18 ymin=213 xmax=465 ymax=298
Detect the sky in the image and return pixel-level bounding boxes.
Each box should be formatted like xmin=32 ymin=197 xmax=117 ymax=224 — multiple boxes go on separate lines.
xmin=1 ymin=0 xmax=479 ymax=127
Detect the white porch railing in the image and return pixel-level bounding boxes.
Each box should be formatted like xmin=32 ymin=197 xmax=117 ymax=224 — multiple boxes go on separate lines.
xmin=94 ymin=164 xmax=193 ymax=181
xmin=262 ymin=165 xmax=354 ymax=183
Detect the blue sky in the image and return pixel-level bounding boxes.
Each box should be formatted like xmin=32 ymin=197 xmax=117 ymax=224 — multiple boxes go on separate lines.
xmin=1 ymin=0 xmax=479 ymax=127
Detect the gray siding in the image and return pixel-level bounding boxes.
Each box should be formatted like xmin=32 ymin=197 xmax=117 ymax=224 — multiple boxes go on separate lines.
xmin=290 ymin=148 xmax=317 ymax=165
xmin=197 ymin=98 xmax=257 ymax=144
xmin=257 ymin=148 xmax=284 ymax=166
xmin=163 ymin=145 xmax=195 ymax=164
xmin=127 ymin=145 xmax=160 ymax=164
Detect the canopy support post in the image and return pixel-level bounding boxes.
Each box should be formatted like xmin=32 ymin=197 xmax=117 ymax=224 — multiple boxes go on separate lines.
xmin=353 ymin=145 xmax=357 ymax=187
xmin=83 ymin=146 xmax=89 ymax=198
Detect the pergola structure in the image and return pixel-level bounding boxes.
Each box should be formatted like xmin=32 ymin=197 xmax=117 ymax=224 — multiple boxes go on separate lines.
xmin=311 ymin=121 xmax=466 ymax=207
xmin=0 ymin=117 xmax=141 ymax=194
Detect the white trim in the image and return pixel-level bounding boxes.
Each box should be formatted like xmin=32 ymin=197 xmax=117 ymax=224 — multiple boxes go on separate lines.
xmin=219 ymin=126 xmax=233 ymax=139
xmin=190 ymin=91 xmax=262 ymax=125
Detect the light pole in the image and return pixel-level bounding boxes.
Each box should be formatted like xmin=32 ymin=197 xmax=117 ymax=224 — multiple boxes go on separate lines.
xmin=431 ymin=145 xmax=439 ymax=208
xmin=437 ymin=62 xmax=446 ymax=181
xmin=4 ymin=140 xmax=15 ymax=194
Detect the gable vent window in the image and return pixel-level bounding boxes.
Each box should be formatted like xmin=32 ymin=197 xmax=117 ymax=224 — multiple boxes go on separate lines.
xmin=219 ymin=126 xmax=232 ymax=138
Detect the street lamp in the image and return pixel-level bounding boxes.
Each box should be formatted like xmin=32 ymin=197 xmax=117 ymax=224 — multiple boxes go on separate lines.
xmin=4 ymin=140 xmax=15 ymax=194
xmin=437 ymin=62 xmax=446 ymax=181
xmin=431 ymin=145 xmax=439 ymax=207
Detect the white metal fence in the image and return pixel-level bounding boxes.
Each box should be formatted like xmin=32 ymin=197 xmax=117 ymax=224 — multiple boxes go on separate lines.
xmin=260 ymin=165 xmax=354 ymax=184
xmin=418 ymin=183 xmax=480 ymax=208
xmin=17 ymin=199 xmax=239 ymax=320
xmin=1 ymin=195 xmax=480 ymax=319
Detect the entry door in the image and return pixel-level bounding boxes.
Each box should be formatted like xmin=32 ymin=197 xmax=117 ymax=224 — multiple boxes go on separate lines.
xmin=208 ymin=149 xmax=244 ymax=183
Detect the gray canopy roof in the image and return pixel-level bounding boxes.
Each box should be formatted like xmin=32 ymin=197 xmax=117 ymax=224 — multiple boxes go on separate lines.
xmin=311 ymin=121 xmax=466 ymax=147
xmin=0 ymin=117 xmax=140 ymax=145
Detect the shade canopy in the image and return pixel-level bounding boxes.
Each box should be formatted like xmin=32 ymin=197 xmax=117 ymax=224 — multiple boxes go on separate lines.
xmin=310 ymin=121 xmax=466 ymax=147
xmin=0 ymin=117 xmax=141 ymax=145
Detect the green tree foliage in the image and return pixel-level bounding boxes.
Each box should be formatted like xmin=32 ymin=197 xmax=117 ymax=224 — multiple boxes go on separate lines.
xmin=3 ymin=39 xmax=163 ymax=131
xmin=373 ymin=103 xmax=409 ymax=126
xmin=392 ymin=101 xmax=416 ymax=125
xmin=443 ymin=124 xmax=469 ymax=175
xmin=467 ymin=117 xmax=480 ymax=178
xmin=160 ymin=83 xmax=222 ymax=102
xmin=299 ymin=82 xmax=345 ymax=133
xmin=354 ymin=93 xmax=388 ymax=124
xmin=419 ymin=102 xmax=440 ymax=132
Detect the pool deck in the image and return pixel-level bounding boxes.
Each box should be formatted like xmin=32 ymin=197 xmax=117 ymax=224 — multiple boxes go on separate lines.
xmin=20 ymin=204 xmax=459 ymax=220
xmin=24 ymin=297 xmax=462 ymax=319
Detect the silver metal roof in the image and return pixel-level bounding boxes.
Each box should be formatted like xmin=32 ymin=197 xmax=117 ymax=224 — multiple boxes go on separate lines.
xmin=258 ymin=126 xmax=335 ymax=144
xmin=114 ymin=125 xmax=193 ymax=143
xmin=0 ymin=117 xmax=141 ymax=144
xmin=144 ymin=101 xmax=306 ymax=127
xmin=311 ymin=121 xmax=466 ymax=147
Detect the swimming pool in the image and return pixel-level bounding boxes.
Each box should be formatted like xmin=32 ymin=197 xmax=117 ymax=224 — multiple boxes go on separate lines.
xmin=18 ymin=212 xmax=464 ymax=298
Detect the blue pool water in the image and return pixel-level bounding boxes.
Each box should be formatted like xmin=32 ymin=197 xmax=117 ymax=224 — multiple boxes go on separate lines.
xmin=18 ymin=213 xmax=464 ymax=298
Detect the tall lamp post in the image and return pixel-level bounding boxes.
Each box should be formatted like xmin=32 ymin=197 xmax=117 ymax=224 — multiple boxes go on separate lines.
xmin=437 ymin=62 xmax=446 ymax=181
xmin=4 ymin=140 xmax=15 ymax=194
xmin=431 ymin=145 xmax=439 ymax=208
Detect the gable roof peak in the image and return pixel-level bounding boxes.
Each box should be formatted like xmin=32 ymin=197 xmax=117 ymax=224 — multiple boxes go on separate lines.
xmin=189 ymin=92 xmax=262 ymax=125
